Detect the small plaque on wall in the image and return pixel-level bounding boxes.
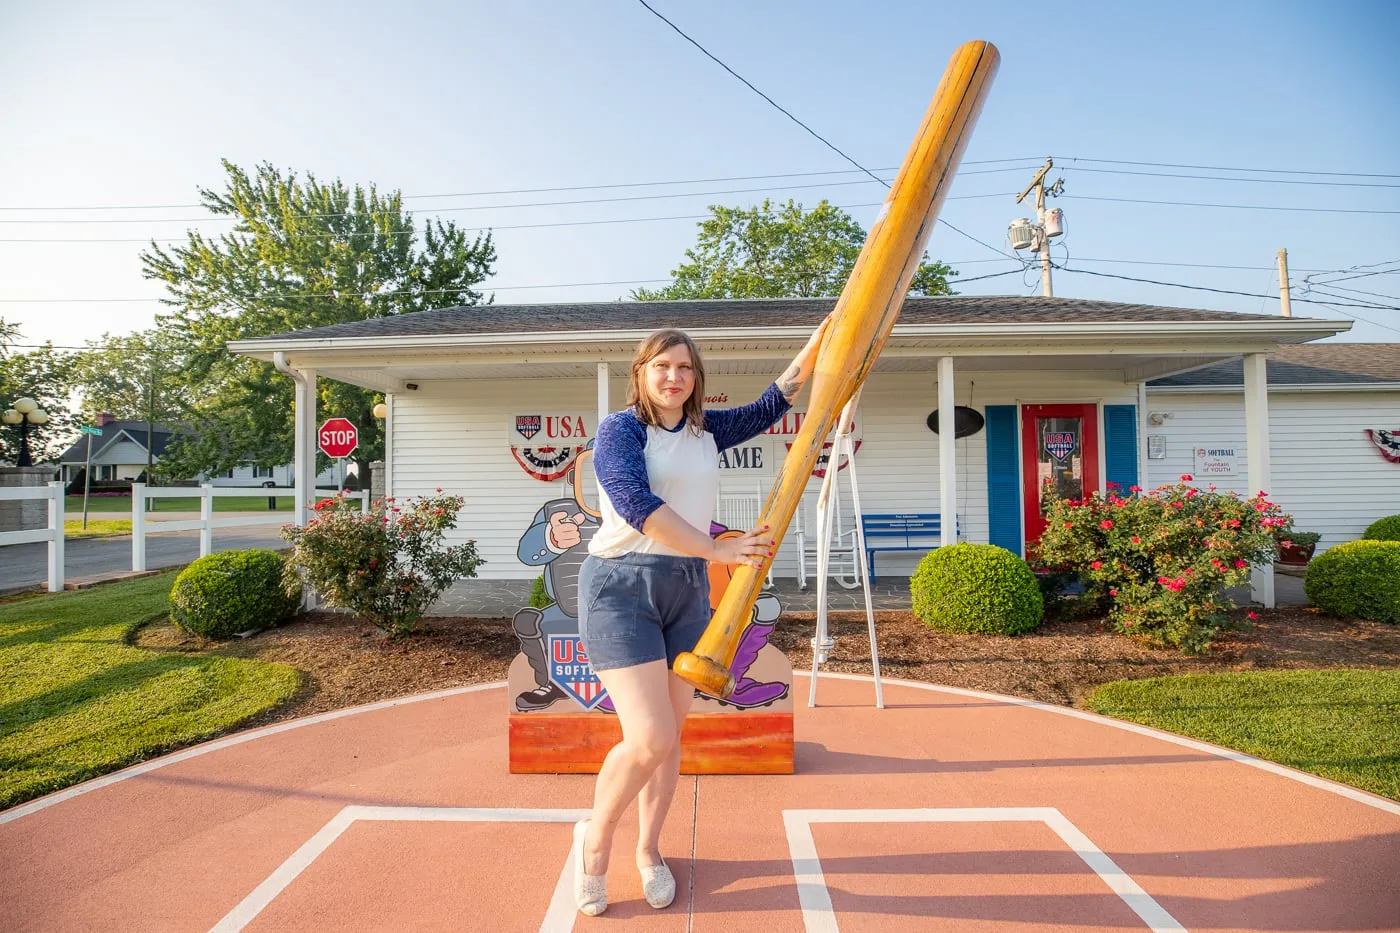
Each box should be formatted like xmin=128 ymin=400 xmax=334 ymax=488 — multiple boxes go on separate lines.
xmin=1147 ymin=435 xmax=1167 ymax=460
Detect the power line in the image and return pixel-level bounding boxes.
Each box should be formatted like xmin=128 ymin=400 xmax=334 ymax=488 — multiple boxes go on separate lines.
xmin=633 ymin=0 xmax=885 ymax=188
xmin=0 ymin=161 xmax=1046 ymax=213
xmin=0 ymin=183 xmax=1021 ymax=225
xmin=1062 ymin=166 xmax=1400 ymax=188
xmin=631 ymin=0 xmax=1021 ymax=265
xmin=4 ymin=156 xmax=1397 ymax=214
xmin=1065 ymin=157 xmax=1400 ymax=180
xmin=1065 ymin=194 xmax=1400 ymax=215
xmin=1055 ymin=265 xmax=1400 ymax=311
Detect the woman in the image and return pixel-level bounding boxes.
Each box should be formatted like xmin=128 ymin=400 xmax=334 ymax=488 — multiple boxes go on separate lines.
xmin=573 ymin=315 xmax=831 ymax=915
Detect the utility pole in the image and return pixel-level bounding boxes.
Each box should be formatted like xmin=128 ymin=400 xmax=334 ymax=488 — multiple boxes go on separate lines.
xmin=1011 ymin=158 xmax=1065 ymax=297
xmin=1277 ymin=248 xmax=1292 ymax=318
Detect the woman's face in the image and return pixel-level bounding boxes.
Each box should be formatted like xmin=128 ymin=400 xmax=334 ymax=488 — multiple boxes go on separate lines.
xmin=644 ymin=343 xmax=695 ymax=415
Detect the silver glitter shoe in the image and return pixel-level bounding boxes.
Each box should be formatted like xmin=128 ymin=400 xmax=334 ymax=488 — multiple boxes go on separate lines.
xmin=573 ymin=820 xmax=607 ymax=916
xmin=638 ymin=859 xmax=675 ymax=909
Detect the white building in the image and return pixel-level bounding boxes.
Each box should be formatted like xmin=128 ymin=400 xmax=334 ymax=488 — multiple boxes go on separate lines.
xmin=230 ymin=296 xmax=1375 ymax=609
xmin=1145 ymin=343 xmax=1400 ymax=551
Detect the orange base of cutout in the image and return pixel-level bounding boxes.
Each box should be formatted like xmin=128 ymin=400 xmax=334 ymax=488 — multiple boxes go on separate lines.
xmin=508 ymin=712 xmax=794 ymax=774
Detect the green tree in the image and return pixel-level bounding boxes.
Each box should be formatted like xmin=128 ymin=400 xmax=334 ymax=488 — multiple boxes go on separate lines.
xmin=70 ymin=329 xmax=187 ymax=482
xmin=632 ymin=199 xmax=957 ymax=300
xmin=0 ymin=318 xmax=18 ymax=359
xmin=0 ymin=343 xmax=75 ymax=465
xmin=142 ymin=160 xmax=497 ymax=483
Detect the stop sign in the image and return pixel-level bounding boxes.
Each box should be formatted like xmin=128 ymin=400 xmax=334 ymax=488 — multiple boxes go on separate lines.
xmin=318 ymin=417 xmax=358 ymax=458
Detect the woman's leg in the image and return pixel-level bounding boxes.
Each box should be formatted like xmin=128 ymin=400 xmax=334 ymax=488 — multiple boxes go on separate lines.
xmin=635 ymin=671 xmax=693 ymax=866
xmin=582 ymin=659 xmax=680 ymax=875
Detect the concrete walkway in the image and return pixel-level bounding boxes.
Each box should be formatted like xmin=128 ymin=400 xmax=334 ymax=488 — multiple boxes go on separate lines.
xmin=3 ymin=675 xmax=1394 ymax=932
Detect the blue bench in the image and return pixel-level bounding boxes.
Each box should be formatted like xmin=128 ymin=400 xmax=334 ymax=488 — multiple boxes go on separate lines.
xmin=860 ymin=513 xmax=957 ymax=582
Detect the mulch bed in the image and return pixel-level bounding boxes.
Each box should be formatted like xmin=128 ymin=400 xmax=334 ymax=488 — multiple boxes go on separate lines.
xmin=132 ymin=605 xmax=1400 ymax=729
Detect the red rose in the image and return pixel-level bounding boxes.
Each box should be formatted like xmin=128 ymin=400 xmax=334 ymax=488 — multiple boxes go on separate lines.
xmin=1100 ymin=519 xmax=1114 ymax=529
xmin=1091 ymin=560 xmax=1103 ymax=570
xmin=1181 ymin=474 xmax=1193 ymax=481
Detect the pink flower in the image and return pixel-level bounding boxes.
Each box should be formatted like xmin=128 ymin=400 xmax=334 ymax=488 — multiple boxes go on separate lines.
xmin=1247 ymin=611 xmax=1258 ymax=620
xmin=1181 ymin=474 xmax=1194 ymax=482
xmin=1230 ymin=519 xmax=1241 ymax=528
xmin=435 ymin=486 xmax=443 ymax=493
xmin=1131 ymin=535 xmax=1141 ymax=544
xmin=1280 ymin=539 xmax=1294 ymax=549
xmin=1091 ymin=560 xmax=1103 ymax=570
xmin=1185 ymin=488 xmax=1199 ymax=498
xmin=1100 ymin=519 xmax=1114 ymax=529
xmin=1129 ymin=485 xmax=1142 ymax=493
xmin=1108 ymin=588 xmax=1118 ymax=596
xmin=1158 ymin=575 xmax=1171 ymax=585
xmin=1234 ymin=559 xmax=1248 ymax=569
xmin=1172 ymin=501 xmax=1185 ymax=509
xmin=1064 ymin=522 xmax=1074 ymax=529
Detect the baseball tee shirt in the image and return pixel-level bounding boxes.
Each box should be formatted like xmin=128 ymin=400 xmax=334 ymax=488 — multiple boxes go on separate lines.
xmin=589 ymin=383 xmax=791 ymax=558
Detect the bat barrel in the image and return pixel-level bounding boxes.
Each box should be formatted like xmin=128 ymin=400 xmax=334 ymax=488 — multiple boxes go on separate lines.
xmin=675 ymin=41 xmax=1000 ymax=698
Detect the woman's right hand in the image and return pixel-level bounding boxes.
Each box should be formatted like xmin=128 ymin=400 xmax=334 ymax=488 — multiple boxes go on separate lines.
xmin=711 ymin=524 xmax=777 ymax=568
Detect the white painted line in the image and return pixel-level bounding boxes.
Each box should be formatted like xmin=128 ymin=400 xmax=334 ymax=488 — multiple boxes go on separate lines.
xmin=802 ymin=670 xmax=1400 ymax=818
xmin=208 ymin=805 xmax=590 ymax=933
xmin=783 ymin=807 xmax=1187 ymax=933
xmin=0 ymin=682 xmax=506 ymax=825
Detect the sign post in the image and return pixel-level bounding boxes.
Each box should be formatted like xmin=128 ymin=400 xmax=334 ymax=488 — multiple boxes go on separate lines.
xmin=317 ymin=418 xmax=358 ymax=498
xmin=79 ymin=425 xmax=103 ymax=530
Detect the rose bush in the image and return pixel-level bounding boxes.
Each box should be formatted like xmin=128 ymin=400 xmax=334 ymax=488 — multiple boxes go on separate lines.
xmin=282 ymin=490 xmax=483 ymax=637
xmin=1032 ymin=476 xmax=1291 ymax=653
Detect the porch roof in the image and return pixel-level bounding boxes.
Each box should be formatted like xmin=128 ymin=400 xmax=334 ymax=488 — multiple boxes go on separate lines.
xmin=228 ymin=295 xmax=1348 ymax=391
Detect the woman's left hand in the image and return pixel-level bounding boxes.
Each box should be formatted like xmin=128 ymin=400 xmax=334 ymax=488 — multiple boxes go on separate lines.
xmin=778 ymin=312 xmax=835 ymax=401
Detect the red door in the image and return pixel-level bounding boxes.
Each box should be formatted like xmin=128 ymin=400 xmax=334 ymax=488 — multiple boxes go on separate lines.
xmin=1021 ymin=403 xmax=1100 ymax=546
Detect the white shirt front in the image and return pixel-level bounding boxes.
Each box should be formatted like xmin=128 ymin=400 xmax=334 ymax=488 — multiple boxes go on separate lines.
xmin=590 ymin=423 xmax=718 ymax=558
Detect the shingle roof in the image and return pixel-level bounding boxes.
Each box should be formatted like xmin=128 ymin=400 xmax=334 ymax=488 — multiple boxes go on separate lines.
xmin=57 ymin=422 xmax=182 ymax=464
xmin=254 ymin=295 xmax=1315 ymax=342
xmin=1150 ymin=343 xmax=1400 ymax=388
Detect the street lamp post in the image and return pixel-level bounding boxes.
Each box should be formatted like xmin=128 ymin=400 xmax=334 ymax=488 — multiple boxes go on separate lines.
xmin=2 ymin=396 xmax=50 ymax=468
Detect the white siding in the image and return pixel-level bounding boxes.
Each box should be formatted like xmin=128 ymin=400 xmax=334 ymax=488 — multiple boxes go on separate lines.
xmin=1143 ymin=390 xmax=1400 ymax=551
xmin=392 ymin=368 xmax=1138 ymax=580
xmin=206 ymin=463 xmax=338 ymax=488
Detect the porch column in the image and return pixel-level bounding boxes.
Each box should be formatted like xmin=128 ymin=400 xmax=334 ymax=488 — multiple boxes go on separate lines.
xmin=294 ymin=367 xmax=317 ymax=526
xmin=1243 ymin=353 xmax=1274 ymax=608
xmin=938 ymin=356 xmax=956 ymax=546
xmin=596 ymin=362 xmax=609 ymax=424
xmin=1137 ymin=381 xmax=1150 ymax=490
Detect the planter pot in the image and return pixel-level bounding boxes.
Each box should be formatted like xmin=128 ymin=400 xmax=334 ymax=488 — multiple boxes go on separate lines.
xmin=1278 ymin=543 xmax=1316 ymax=566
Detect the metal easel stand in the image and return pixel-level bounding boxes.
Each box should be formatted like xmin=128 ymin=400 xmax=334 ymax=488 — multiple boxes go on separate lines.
xmin=809 ymin=392 xmax=884 ymax=709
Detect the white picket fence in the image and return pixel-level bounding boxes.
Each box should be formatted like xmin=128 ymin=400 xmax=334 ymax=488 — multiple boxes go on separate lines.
xmin=130 ymin=484 xmax=369 ymax=572
xmin=0 ymin=482 xmax=65 ymax=591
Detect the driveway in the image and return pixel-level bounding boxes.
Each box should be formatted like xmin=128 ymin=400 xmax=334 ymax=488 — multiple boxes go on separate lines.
xmin=0 ymin=526 xmax=292 ymax=593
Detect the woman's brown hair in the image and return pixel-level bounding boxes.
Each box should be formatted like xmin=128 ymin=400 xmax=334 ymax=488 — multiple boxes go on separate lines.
xmin=627 ymin=329 xmax=706 ymax=435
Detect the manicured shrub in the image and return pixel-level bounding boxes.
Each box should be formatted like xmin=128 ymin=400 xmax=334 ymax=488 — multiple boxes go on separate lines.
xmin=529 ymin=574 xmax=553 ymax=609
xmin=1362 ymin=514 xmax=1400 ymax=542
xmin=910 ymin=543 xmax=1043 ymax=635
xmin=1035 ymin=477 xmax=1290 ymax=653
xmin=1304 ymin=540 xmax=1400 ymax=625
xmin=282 ymin=492 xmax=483 ymax=637
xmin=170 ymin=549 xmax=300 ymax=639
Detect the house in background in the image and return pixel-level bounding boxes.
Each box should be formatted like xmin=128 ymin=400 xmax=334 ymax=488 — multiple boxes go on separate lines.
xmin=229 ymin=295 xmax=1356 ymax=608
xmin=1144 ymin=342 xmax=1400 ymax=551
xmin=56 ymin=412 xmax=338 ymax=487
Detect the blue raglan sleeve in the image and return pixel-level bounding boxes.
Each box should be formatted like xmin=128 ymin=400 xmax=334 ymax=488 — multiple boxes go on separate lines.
xmin=703 ymin=383 xmax=792 ymax=452
xmin=593 ymin=412 xmax=666 ymax=533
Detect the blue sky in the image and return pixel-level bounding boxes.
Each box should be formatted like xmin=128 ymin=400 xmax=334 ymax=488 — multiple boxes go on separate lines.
xmin=2 ymin=0 xmax=1397 ymax=349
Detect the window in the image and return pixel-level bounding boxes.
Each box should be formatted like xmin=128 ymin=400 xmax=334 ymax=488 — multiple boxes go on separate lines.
xmin=253 ymin=465 xmax=275 ymax=479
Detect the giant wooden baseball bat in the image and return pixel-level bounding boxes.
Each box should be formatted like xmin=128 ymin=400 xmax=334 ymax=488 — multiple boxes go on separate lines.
xmin=674 ymin=40 xmax=1000 ymax=698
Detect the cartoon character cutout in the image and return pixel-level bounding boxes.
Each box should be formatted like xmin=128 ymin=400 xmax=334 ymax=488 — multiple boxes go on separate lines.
xmin=511 ymin=444 xmax=788 ymax=712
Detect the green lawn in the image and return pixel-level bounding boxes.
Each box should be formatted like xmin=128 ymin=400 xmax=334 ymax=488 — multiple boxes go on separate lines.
xmin=0 ymin=573 xmax=301 ymax=810
xmin=66 ymin=495 xmax=295 ymax=514
xmin=1086 ymin=669 xmax=1400 ymax=802
xmin=64 ymin=519 xmax=133 ymax=538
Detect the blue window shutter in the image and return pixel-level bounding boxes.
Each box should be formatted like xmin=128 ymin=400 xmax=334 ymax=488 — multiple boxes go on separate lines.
xmin=984 ymin=405 xmax=1021 ymax=555
xmin=1104 ymin=404 xmax=1139 ymax=492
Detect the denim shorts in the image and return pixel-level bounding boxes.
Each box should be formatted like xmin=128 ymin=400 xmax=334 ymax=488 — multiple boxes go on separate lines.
xmin=577 ymin=552 xmax=711 ymax=672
